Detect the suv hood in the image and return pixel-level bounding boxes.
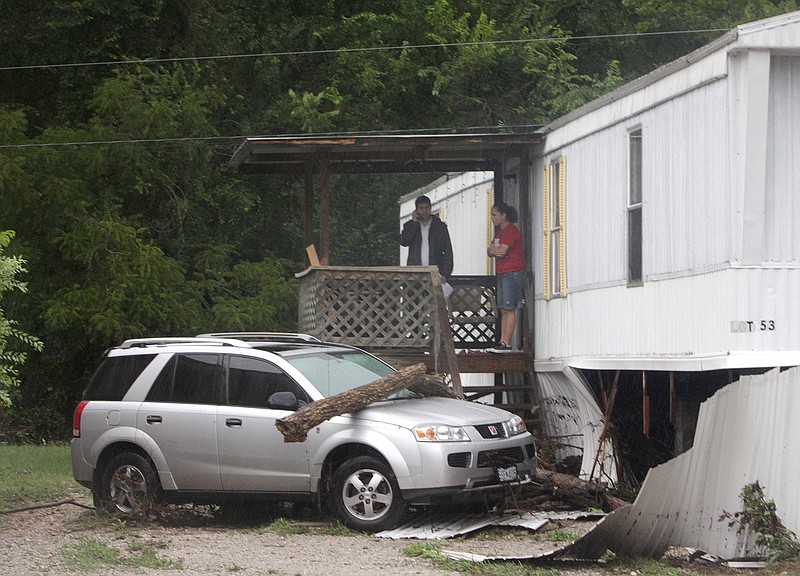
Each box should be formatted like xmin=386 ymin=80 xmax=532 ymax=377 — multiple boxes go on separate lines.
xmin=348 ymin=396 xmax=514 ymax=428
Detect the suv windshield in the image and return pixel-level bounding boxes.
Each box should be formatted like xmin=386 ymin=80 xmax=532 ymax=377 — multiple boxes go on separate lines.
xmin=280 ymin=349 xmax=395 ymax=398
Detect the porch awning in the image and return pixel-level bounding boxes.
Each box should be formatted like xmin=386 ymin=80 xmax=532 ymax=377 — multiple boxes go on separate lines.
xmin=229 ymin=132 xmax=543 ymax=175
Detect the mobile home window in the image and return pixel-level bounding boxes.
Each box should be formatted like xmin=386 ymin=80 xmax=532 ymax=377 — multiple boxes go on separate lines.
xmin=628 ymin=129 xmax=642 ymax=284
xmin=543 ymin=156 xmax=567 ymax=299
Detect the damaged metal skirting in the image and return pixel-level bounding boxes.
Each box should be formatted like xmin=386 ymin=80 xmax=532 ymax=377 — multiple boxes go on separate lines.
xmin=383 ymin=367 xmax=800 ymax=564
xmin=568 ymin=366 xmax=800 ymax=561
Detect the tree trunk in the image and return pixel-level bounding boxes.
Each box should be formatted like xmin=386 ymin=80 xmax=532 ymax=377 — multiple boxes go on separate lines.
xmin=276 ymin=363 xmax=428 ymax=442
xmin=406 ymin=374 xmax=459 ymax=399
xmin=512 ymin=470 xmax=629 ymax=513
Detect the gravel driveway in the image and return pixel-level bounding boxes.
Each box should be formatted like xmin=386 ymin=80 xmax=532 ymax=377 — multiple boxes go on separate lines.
xmin=1 ymin=490 xmax=763 ymax=575
xmin=0 ymin=489 xmax=612 ymax=576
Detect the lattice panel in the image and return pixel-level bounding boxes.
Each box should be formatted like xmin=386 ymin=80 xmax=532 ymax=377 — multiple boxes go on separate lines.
xmin=298 ymin=275 xmax=318 ymax=333
xmin=298 ymin=268 xmax=438 ymax=348
xmin=448 ymin=284 xmax=497 ymax=348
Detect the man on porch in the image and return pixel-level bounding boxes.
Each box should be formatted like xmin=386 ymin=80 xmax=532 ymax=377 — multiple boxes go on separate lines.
xmin=398 ymin=194 xmax=454 ymax=280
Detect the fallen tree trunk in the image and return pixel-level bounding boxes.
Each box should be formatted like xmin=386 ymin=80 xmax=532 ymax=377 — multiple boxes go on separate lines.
xmin=512 ymin=470 xmax=629 ymax=513
xmin=276 ymin=363 xmax=428 ymax=442
xmin=406 ymin=374 xmax=459 ymax=399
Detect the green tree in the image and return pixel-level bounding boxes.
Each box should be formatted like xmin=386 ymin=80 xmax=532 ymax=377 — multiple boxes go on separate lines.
xmin=0 ymin=64 xmax=303 ymax=436
xmin=2 ymin=0 xmax=797 ymax=440
xmin=0 ymin=231 xmax=43 ymax=408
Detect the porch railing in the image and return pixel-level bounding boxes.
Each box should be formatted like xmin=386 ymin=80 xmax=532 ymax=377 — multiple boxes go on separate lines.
xmin=297 ymin=266 xmax=503 ymax=397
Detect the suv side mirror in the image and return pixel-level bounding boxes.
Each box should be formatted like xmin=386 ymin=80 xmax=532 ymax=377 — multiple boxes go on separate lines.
xmin=268 ymin=391 xmax=300 ymax=411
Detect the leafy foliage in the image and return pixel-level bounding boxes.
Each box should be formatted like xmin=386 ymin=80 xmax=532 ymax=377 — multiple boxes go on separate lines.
xmin=0 ymin=231 xmax=43 ymax=408
xmin=721 ymin=481 xmax=800 ymax=564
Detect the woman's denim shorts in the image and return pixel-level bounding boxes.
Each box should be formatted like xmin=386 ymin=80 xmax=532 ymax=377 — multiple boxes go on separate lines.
xmin=496 ymin=270 xmax=524 ymax=310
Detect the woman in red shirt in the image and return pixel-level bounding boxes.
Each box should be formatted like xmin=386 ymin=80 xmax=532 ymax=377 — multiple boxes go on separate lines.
xmin=487 ymin=202 xmax=524 ymax=352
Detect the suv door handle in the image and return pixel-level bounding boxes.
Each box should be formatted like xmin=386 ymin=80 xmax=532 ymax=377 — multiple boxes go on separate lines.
xmin=146 ymin=415 xmax=162 ymax=424
xmin=225 ymin=418 xmax=242 ymax=427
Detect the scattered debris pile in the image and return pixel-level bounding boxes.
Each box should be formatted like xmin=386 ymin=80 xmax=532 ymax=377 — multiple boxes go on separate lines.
xmin=512 ymin=470 xmax=628 ymax=514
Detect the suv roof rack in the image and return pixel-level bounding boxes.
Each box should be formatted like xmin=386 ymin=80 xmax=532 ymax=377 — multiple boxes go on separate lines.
xmin=196 ymin=332 xmax=322 ymax=343
xmin=120 ymin=337 xmax=251 ymax=349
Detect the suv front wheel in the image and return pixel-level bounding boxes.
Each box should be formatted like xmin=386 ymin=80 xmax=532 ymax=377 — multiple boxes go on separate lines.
xmin=331 ymin=456 xmax=405 ymax=532
xmin=97 ymin=451 xmax=159 ymax=516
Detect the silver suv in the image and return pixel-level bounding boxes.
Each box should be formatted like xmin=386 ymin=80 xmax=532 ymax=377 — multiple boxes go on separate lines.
xmin=71 ymin=333 xmax=536 ymax=531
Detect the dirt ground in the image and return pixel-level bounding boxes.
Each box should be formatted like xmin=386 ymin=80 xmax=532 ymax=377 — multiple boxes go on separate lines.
xmin=0 ymin=489 xmax=787 ymax=576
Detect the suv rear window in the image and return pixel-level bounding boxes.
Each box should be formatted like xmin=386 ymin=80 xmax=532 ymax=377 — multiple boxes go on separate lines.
xmin=83 ymin=354 xmax=157 ymax=401
xmin=227 ymin=356 xmax=311 ymax=408
xmin=146 ymin=353 xmax=221 ymax=405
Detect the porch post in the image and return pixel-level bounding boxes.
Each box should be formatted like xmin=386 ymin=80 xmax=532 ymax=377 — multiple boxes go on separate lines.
xmin=304 ymin=165 xmax=314 ymax=251
xmin=319 ymin=159 xmax=330 ymax=265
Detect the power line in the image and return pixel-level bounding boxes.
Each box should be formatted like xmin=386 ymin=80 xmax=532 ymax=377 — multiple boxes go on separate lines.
xmin=0 ymin=27 xmax=728 ymax=150
xmin=0 ymin=29 xmax=728 ymax=73
xmin=0 ymin=135 xmax=244 ymax=149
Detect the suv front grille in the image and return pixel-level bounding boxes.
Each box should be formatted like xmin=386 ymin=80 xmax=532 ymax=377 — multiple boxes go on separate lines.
xmin=477 ymin=446 xmax=525 ymax=468
xmin=473 ymin=422 xmax=507 ymax=439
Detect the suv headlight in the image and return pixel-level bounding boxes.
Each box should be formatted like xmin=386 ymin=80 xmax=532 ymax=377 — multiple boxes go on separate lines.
xmin=505 ymin=415 xmax=527 ymax=436
xmin=414 ymin=424 xmax=469 ymax=442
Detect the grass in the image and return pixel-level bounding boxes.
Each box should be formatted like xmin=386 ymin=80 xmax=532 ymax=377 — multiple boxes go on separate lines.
xmin=402 ymin=541 xmax=693 ymax=576
xmin=59 ymin=538 xmax=182 ymax=572
xmin=262 ymin=516 xmax=311 ymax=536
xmin=321 ymin=521 xmax=354 ymax=536
xmin=0 ymin=443 xmax=79 ymax=508
xmin=544 ymin=529 xmax=579 ymax=543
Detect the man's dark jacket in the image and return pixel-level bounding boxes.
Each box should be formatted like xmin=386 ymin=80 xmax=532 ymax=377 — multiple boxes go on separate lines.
xmin=398 ymin=215 xmax=454 ymax=278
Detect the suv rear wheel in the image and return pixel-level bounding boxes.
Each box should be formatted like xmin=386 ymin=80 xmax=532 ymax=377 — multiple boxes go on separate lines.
xmin=97 ymin=452 xmax=159 ymax=516
xmin=331 ymin=456 xmax=405 ymax=532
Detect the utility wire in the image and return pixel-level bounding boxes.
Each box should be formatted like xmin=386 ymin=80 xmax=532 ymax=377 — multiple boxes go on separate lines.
xmin=0 ymin=135 xmax=244 ymax=149
xmin=0 ymin=27 xmax=726 ymax=150
xmin=0 ymin=29 xmax=728 ymax=72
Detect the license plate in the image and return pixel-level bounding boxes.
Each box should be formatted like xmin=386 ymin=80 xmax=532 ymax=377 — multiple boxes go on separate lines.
xmin=497 ymin=464 xmax=518 ymax=483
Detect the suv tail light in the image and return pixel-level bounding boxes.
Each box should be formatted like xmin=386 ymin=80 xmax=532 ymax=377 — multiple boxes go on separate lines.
xmin=73 ymin=401 xmax=88 ymax=438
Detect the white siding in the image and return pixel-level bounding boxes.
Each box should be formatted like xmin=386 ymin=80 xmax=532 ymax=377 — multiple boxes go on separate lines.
xmin=736 ymin=10 xmax=800 ymax=47
xmin=537 ymin=369 xmax=617 ymax=484
xmin=535 ymin=79 xmax=732 ymax=296
xmin=532 ymin=14 xmax=800 ymax=369
xmin=542 ymin=47 xmax=729 ymax=155
xmin=645 ymin=81 xmax=731 ymax=274
xmin=534 ymin=267 xmax=800 ymax=370
xmin=766 ymin=55 xmax=800 ymax=262
xmin=542 ymin=10 xmax=800 ymax=155
xmin=534 ymin=129 xmax=628 ymax=292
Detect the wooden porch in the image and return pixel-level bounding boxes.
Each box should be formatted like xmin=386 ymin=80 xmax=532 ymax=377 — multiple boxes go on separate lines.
xmin=296 ymin=265 xmax=538 ymax=424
